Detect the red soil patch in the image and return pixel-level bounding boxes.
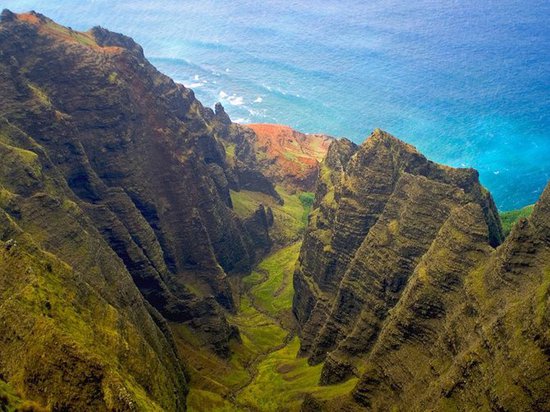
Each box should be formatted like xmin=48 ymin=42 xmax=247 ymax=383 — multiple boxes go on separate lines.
xmin=16 ymin=13 xmax=41 ymax=25
xmin=247 ymin=124 xmax=333 ymax=191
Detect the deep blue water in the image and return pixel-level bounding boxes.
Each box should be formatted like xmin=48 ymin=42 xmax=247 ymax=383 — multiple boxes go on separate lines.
xmin=4 ymin=0 xmax=549 ymax=210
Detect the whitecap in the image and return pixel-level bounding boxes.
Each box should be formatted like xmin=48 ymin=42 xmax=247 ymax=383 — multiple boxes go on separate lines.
xmin=227 ymin=95 xmax=244 ymax=106
xmin=187 ymin=82 xmax=203 ymax=88
xmin=247 ymin=108 xmax=267 ymax=117
xmin=253 ymin=97 xmax=263 ymax=103
xmin=218 ymin=90 xmax=245 ymax=106
xmin=193 ymin=74 xmax=200 ymax=81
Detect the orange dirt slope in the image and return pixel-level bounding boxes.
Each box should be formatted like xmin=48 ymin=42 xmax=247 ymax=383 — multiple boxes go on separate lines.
xmin=246 ymin=123 xmax=333 ymax=191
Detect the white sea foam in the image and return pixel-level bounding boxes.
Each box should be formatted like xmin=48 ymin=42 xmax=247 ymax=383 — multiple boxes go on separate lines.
xmin=227 ymin=95 xmax=244 ymax=106
xmin=219 ymin=90 xmax=244 ymax=106
xmin=247 ymin=108 xmax=267 ymax=117
xmin=253 ymin=97 xmax=263 ymax=103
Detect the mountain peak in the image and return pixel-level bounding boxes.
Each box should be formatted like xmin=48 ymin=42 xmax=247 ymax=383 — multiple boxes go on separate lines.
xmin=0 ymin=9 xmax=15 ymax=22
xmin=364 ymin=128 xmax=421 ymax=154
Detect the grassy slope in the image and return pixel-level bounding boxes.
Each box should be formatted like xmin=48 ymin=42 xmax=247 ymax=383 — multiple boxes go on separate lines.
xmin=237 ymin=338 xmax=357 ymax=411
xmin=499 ymin=204 xmax=535 ymax=236
xmin=230 ymin=187 xmax=314 ymax=244
xmin=0 ymin=379 xmax=48 ymax=412
xmin=0 ymin=235 xmax=168 ymax=411
xmin=243 ymin=242 xmax=301 ymax=326
xmin=186 ymin=188 xmax=355 ymax=411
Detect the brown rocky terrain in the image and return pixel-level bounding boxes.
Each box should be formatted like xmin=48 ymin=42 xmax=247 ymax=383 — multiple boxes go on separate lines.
xmin=293 ymin=130 xmax=549 ymax=410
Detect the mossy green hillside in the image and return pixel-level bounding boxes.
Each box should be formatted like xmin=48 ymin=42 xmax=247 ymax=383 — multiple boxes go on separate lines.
xmin=499 ymin=204 xmax=534 ymax=236
xmin=0 ymin=234 xmax=178 ymax=410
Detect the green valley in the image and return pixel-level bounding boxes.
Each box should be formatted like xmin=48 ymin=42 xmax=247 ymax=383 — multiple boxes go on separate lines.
xmin=182 ymin=188 xmax=355 ymax=411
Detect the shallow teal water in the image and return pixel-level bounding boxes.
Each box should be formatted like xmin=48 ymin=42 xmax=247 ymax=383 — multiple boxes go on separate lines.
xmin=4 ymin=0 xmax=549 ymax=210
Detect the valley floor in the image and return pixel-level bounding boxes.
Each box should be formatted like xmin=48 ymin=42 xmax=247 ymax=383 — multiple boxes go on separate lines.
xmin=181 ymin=242 xmax=357 ymax=411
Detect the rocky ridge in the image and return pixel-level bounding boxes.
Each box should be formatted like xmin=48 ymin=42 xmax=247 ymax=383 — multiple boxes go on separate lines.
xmin=0 ymin=10 xmax=279 ymax=410
xmin=293 ymin=130 xmax=549 ymax=410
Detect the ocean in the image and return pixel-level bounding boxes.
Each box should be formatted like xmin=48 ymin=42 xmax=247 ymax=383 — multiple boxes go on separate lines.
xmin=3 ymin=0 xmax=549 ymax=210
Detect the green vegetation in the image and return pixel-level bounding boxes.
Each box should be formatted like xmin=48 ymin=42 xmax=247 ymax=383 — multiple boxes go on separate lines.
xmin=0 ymin=380 xmax=21 ymax=412
xmin=186 ymin=240 xmax=354 ymax=411
xmin=108 ymin=71 xmax=118 ymax=84
xmin=500 ymin=205 xmax=534 ymax=236
xmin=223 ymin=143 xmax=236 ymax=164
xmin=237 ymin=337 xmax=358 ymax=411
xmin=0 ymin=238 xmax=169 ymax=411
xmin=230 ymin=187 xmax=313 ymax=244
xmin=186 ymin=389 xmax=234 ymax=412
xmin=299 ymin=192 xmax=314 ymax=225
xmin=0 ymin=379 xmax=48 ymax=412
xmin=244 ymin=242 xmax=301 ymax=323
xmin=27 ymin=83 xmax=52 ymax=107
xmin=44 ymin=20 xmax=97 ymax=47
xmin=231 ymin=296 xmax=288 ymax=357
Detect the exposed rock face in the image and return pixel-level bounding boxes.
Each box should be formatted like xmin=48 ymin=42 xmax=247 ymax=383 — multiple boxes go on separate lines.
xmin=214 ymin=120 xmax=282 ymax=202
xmin=294 ymin=130 xmax=503 ymax=369
xmin=0 ymin=10 xmax=274 ymax=409
xmin=243 ymin=204 xmax=274 ymax=255
xmin=350 ymin=183 xmax=550 ymax=411
xmin=239 ymin=124 xmax=333 ymax=192
xmin=294 ymin=130 xmax=549 ymax=410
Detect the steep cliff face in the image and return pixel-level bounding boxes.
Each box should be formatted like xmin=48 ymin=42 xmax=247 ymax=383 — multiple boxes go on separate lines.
xmin=293 ymin=129 xmax=503 ymax=376
xmin=294 ymin=130 xmax=549 ymax=410
xmin=348 ymin=183 xmax=550 ymax=411
xmin=211 ymin=106 xmax=282 ymax=202
xmin=0 ymin=10 xmax=276 ymax=410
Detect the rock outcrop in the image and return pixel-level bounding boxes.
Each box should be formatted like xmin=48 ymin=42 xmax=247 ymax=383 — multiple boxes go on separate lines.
xmin=213 ymin=119 xmax=282 ymax=202
xmin=294 ymin=130 xmax=549 ymax=410
xmin=0 ymin=10 xmax=274 ymax=409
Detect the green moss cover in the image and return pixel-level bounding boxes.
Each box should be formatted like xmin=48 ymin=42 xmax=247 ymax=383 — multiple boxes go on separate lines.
xmin=500 ymin=204 xmax=534 ymax=236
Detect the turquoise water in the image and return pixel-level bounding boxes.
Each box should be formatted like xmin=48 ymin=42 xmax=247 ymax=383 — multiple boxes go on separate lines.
xmin=4 ymin=0 xmax=549 ymax=210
